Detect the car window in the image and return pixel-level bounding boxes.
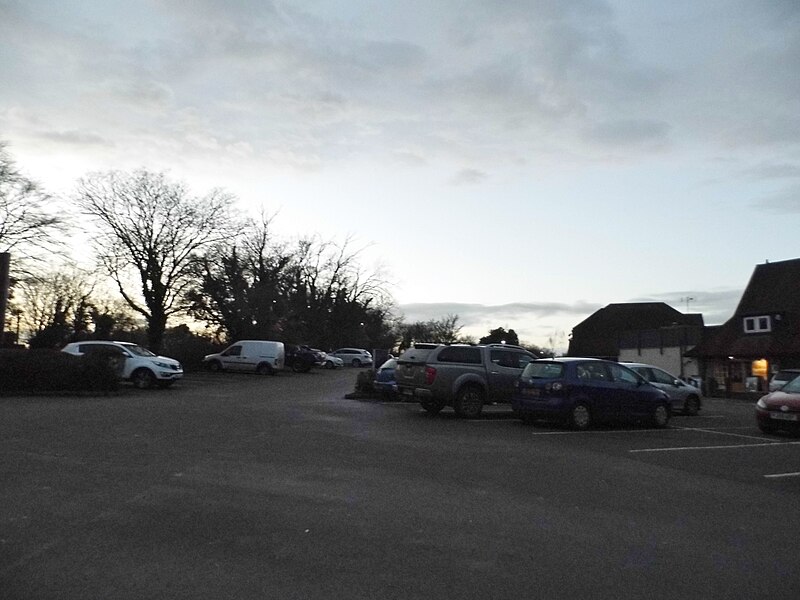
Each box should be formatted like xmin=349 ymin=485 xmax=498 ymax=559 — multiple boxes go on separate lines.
xmin=608 ymin=363 xmax=640 ymax=385
xmin=490 ymin=350 xmax=520 ymax=368
xmin=436 ymin=346 xmax=482 ymax=364
xmin=650 ymin=368 xmax=676 ymax=385
xmin=522 ymin=362 xmax=564 ymax=379
xmin=223 ymin=345 xmax=242 ymax=357
xmin=782 ymin=377 xmax=800 ymax=393
xmin=81 ymin=344 xmax=124 ymax=356
xmin=125 ymin=344 xmax=155 ymax=357
xmin=630 ymin=366 xmax=652 ymax=381
xmin=576 ymin=362 xmax=610 ymax=381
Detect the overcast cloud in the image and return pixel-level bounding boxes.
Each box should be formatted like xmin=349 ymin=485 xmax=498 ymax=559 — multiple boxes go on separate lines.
xmin=1 ymin=1 xmax=797 ymax=351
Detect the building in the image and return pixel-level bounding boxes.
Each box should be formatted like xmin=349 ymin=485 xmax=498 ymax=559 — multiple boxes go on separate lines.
xmin=690 ymin=258 xmax=800 ymax=394
xmin=568 ymin=302 xmax=704 ymax=377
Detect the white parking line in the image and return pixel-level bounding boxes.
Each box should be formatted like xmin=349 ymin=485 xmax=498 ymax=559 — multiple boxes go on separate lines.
xmin=764 ymin=471 xmax=800 ymax=479
xmin=672 ymin=426 xmax=770 ymax=442
xmin=630 ymin=441 xmax=800 ymax=453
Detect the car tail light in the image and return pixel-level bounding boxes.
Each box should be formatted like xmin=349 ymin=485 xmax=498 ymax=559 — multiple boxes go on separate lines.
xmin=425 ymin=366 xmax=437 ymax=385
xmin=545 ymin=381 xmax=564 ymax=393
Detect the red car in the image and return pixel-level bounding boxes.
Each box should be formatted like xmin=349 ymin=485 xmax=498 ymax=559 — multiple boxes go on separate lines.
xmin=756 ymin=375 xmax=800 ymax=434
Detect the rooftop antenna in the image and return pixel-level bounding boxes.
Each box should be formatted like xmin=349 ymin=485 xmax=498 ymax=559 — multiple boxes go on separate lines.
xmin=680 ymin=296 xmax=694 ymax=312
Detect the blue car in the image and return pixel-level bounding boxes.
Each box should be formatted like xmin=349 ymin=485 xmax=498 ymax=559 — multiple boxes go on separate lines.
xmin=373 ymin=358 xmax=397 ymax=398
xmin=511 ymin=357 xmax=671 ymax=430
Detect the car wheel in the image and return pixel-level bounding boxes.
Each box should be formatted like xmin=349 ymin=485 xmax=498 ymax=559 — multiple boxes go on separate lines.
xmin=325 ymin=360 xmax=334 ymax=370
xmin=453 ymin=385 xmax=485 ymax=419
xmin=352 ymin=359 xmax=362 ymax=368
xmin=652 ymin=404 xmax=671 ymax=428
xmin=256 ymin=363 xmax=274 ymax=376
xmin=684 ymin=395 xmax=701 ymax=416
xmin=131 ymin=368 xmax=156 ymax=390
xmin=420 ymin=398 xmax=446 ymax=414
xmin=758 ymin=421 xmax=777 ymax=434
xmin=207 ymin=360 xmax=222 ymax=372
xmin=568 ymin=403 xmax=591 ymax=430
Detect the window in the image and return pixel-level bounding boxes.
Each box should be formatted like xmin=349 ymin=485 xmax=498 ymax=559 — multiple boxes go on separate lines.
xmin=523 ymin=362 xmax=564 ymax=379
xmin=223 ymin=345 xmax=242 ymax=357
xmin=576 ymin=362 xmax=609 ymax=381
xmin=650 ymin=368 xmax=677 ymax=385
xmin=437 ymin=346 xmax=482 ymax=364
xmin=743 ymin=316 xmax=771 ymax=333
xmin=608 ymin=363 xmax=640 ymax=385
xmin=490 ymin=350 xmax=520 ymax=368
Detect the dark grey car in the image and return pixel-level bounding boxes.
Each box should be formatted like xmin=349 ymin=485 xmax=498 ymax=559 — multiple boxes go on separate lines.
xmin=625 ymin=363 xmax=702 ymax=415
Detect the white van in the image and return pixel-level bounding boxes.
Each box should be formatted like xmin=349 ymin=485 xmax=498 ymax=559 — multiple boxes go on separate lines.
xmin=203 ymin=340 xmax=285 ymax=375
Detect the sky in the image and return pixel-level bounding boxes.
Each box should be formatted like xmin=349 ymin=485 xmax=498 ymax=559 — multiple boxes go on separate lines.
xmin=1 ymin=0 xmax=798 ymax=352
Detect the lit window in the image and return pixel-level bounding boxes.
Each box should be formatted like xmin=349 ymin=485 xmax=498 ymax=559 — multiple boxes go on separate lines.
xmin=744 ymin=316 xmax=771 ymax=333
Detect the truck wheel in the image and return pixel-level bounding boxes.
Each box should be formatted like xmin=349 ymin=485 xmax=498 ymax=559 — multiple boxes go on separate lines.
xmin=207 ymin=360 xmax=222 ymax=372
xmin=420 ymin=398 xmax=446 ymax=414
xmin=454 ymin=385 xmax=485 ymax=419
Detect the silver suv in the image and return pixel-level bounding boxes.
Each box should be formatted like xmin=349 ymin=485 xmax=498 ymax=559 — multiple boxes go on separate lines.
xmin=61 ymin=341 xmax=183 ymax=389
xmin=328 ymin=348 xmax=373 ymax=367
xmin=625 ymin=363 xmax=702 ymax=415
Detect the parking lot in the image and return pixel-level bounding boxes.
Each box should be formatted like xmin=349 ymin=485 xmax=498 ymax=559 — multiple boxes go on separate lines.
xmin=2 ymin=370 xmax=799 ymax=599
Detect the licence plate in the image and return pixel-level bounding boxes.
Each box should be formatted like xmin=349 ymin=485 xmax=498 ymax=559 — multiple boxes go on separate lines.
xmin=770 ymin=412 xmax=799 ymax=421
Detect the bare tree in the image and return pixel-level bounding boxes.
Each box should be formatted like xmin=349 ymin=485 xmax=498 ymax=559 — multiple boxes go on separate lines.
xmin=75 ymin=169 xmax=236 ymax=351
xmin=0 ymin=142 xmax=67 ymax=260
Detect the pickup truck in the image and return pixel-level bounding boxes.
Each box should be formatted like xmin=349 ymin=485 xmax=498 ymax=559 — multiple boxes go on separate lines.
xmin=395 ymin=343 xmax=538 ymax=418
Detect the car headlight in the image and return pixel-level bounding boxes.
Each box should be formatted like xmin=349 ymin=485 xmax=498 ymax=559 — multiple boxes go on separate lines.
xmin=154 ymin=361 xmax=172 ymax=369
xmin=756 ymin=397 xmax=767 ymax=409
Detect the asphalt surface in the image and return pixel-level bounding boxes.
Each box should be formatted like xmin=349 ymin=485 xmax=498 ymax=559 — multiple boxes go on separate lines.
xmin=2 ymin=369 xmax=799 ymax=599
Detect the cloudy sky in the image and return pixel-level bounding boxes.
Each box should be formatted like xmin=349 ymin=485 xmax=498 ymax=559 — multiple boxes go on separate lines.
xmin=2 ymin=1 xmax=798 ymax=351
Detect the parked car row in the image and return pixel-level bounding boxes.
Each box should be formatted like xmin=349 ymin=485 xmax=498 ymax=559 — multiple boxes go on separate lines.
xmin=393 ymin=344 xmax=706 ymax=429
xmin=59 ymin=340 xmax=373 ymax=389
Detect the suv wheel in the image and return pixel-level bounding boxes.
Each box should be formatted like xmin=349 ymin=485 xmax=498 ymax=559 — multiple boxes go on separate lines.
xmin=131 ymin=368 xmax=156 ymax=390
xmin=352 ymin=358 xmax=362 ymax=367
xmin=454 ymin=385 xmax=485 ymax=419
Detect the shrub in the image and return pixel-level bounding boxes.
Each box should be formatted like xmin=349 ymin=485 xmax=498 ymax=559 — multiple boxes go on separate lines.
xmin=354 ymin=369 xmax=376 ymax=394
xmin=0 ymin=348 xmax=119 ymax=395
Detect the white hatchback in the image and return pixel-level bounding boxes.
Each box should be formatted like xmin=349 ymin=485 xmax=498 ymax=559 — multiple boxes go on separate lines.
xmin=61 ymin=341 xmax=184 ymax=389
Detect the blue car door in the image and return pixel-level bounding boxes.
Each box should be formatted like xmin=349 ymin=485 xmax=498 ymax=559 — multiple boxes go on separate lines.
xmin=574 ymin=362 xmax=619 ymax=420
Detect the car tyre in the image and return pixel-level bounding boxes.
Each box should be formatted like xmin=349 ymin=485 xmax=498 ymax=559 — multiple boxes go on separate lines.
xmin=652 ymin=404 xmax=671 ymax=428
xmin=325 ymin=360 xmax=335 ymax=370
xmin=207 ymin=360 xmax=222 ymax=372
xmin=453 ymin=385 xmax=485 ymax=419
xmin=420 ymin=398 xmax=446 ymax=415
xmin=352 ymin=359 xmax=362 ymax=368
xmin=758 ymin=421 xmax=777 ymax=434
xmin=131 ymin=368 xmax=156 ymax=390
xmin=256 ymin=363 xmax=274 ymax=376
xmin=568 ymin=403 xmax=591 ymax=430
xmin=684 ymin=395 xmax=701 ymax=416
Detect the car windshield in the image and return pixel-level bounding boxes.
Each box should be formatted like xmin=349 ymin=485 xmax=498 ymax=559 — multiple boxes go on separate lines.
xmin=522 ymin=361 xmax=564 ymax=379
xmin=125 ymin=344 xmax=156 ymax=357
xmin=780 ymin=376 xmax=800 ymax=394
xmin=380 ymin=358 xmax=397 ymax=369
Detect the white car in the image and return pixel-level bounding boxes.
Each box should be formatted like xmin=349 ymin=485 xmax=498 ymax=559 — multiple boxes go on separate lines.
xmin=61 ymin=340 xmax=184 ymax=389
xmin=322 ymin=354 xmax=344 ymax=369
xmin=328 ymin=347 xmax=373 ymax=367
